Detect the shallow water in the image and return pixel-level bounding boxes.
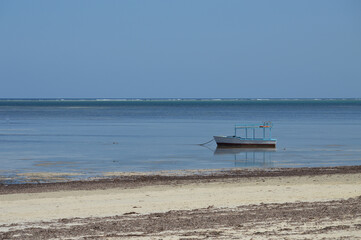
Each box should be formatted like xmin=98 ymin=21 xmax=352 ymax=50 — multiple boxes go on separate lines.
xmin=0 ymin=99 xmax=361 ymax=181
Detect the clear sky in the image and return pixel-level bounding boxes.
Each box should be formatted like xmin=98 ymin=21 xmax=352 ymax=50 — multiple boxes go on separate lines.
xmin=0 ymin=0 xmax=360 ymax=98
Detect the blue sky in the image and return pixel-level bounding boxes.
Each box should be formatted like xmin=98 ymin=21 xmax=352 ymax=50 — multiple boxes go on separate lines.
xmin=0 ymin=0 xmax=360 ymax=98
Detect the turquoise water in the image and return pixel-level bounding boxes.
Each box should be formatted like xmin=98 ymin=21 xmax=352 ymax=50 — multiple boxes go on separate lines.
xmin=0 ymin=99 xmax=361 ymax=181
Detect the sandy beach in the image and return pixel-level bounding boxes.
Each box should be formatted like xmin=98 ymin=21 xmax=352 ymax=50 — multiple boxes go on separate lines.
xmin=1 ymin=166 xmax=361 ymax=239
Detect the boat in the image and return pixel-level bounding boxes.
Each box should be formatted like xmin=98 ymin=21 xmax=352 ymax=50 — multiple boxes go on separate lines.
xmin=214 ymin=121 xmax=276 ymax=148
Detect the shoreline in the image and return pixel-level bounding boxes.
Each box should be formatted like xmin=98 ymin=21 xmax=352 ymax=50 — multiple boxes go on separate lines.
xmin=1 ymin=165 xmax=361 ymax=194
xmin=1 ymin=165 xmax=361 ymax=239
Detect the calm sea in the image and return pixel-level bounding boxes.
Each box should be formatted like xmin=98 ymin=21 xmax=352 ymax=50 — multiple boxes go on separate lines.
xmin=1 ymin=99 xmax=361 ymax=181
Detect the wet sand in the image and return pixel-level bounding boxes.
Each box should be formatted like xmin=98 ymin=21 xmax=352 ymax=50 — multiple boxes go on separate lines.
xmin=1 ymin=166 xmax=361 ymax=239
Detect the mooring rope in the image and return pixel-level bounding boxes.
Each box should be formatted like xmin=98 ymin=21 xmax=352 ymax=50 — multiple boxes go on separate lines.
xmin=198 ymin=139 xmax=214 ymax=146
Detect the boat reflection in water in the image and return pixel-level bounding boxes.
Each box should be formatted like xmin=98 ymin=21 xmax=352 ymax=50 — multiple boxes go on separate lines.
xmin=214 ymin=147 xmax=275 ymax=168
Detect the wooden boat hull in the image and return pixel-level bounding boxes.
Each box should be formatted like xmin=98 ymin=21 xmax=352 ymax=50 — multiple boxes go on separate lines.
xmin=214 ymin=136 xmax=276 ymax=148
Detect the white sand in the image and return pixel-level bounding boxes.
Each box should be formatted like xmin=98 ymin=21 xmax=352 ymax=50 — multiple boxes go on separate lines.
xmin=1 ymin=173 xmax=361 ymax=224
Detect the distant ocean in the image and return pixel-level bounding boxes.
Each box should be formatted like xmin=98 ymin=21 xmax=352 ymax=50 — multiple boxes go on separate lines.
xmin=1 ymin=98 xmax=361 ymax=182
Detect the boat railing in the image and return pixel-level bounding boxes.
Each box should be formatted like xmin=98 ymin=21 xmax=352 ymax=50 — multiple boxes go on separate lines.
xmin=235 ymin=121 xmax=273 ymax=129
xmin=234 ymin=122 xmax=274 ymax=140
